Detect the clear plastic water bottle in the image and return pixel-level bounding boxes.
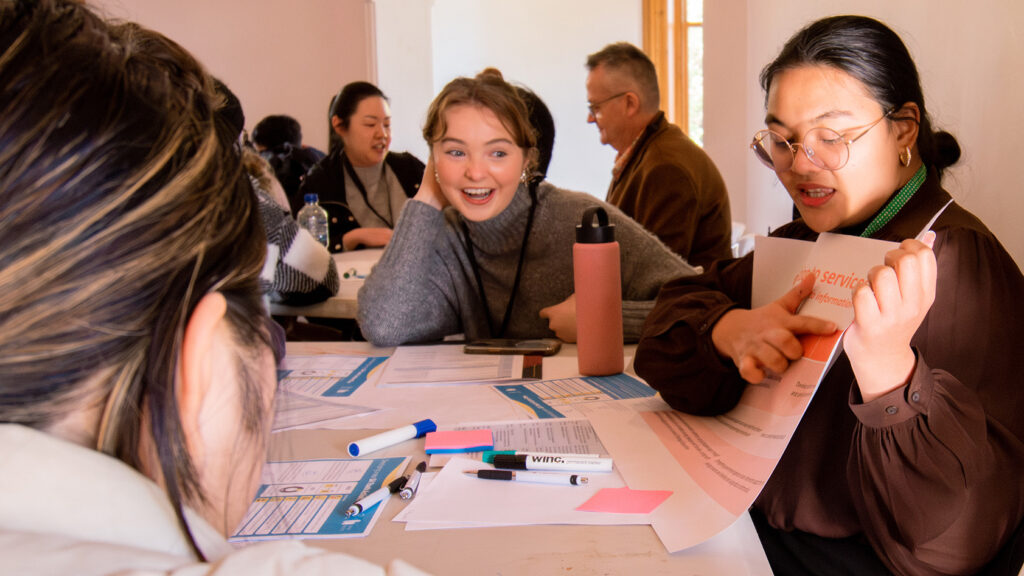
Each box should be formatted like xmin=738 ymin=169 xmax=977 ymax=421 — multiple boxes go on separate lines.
xmin=297 ymin=193 xmax=329 ymax=248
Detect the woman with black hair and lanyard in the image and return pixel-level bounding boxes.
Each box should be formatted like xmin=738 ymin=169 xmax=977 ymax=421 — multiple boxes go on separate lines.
xmin=296 ymin=82 xmax=425 ymax=253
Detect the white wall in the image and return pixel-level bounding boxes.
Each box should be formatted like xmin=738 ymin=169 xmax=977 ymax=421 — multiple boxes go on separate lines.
xmin=377 ymin=0 xmax=641 ymax=198
xmin=93 ymin=0 xmax=376 ymax=154
xmin=703 ymin=0 xmax=750 ymax=232
xmin=373 ymin=0 xmax=434 ymax=156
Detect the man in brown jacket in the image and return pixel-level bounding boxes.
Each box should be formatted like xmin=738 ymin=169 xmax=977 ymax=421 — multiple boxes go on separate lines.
xmin=585 ymin=42 xmax=732 ymax=270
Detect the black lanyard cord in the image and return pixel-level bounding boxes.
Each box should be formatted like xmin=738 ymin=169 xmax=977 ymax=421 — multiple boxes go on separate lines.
xmin=461 ymin=183 xmax=538 ymax=338
xmin=341 ymin=152 xmax=394 ymax=228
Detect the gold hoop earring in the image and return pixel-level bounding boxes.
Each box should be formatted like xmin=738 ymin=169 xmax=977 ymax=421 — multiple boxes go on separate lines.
xmin=899 ymin=146 xmax=912 ymax=167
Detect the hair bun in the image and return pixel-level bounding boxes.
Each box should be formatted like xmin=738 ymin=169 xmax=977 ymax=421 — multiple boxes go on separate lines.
xmin=932 ymin=130 xmax=961 ymax=171
xmin=478 ymin=67 xmax=505 ymax=82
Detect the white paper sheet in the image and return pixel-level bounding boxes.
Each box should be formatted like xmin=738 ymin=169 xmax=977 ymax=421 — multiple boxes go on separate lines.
xmin=334 ymin=248 xmax=383 ymax=294
xmin=400 ymin=456 xmax=645 ymax=527
xmin=376 ymin=345 xmax=528 ymax=387
xmin=271 ymin=390 xmax=380 ymax=433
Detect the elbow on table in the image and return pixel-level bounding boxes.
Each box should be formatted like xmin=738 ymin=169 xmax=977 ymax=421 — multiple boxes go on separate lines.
xmin=636 ymin=343 xmax=743 ymax=416
xmin=654 ymin=388 xmax=740 ymax=417
xmin=357 ymin=316 xmax=405 ymax=348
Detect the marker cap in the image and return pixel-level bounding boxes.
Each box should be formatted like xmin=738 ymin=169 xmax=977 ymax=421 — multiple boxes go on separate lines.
xmin=476 ymin=469 xmax=514 ymax=481
xmin=388 ymin=475 xmax=409 ymax=493
xmin=481 ymin=450 xmax=515 ymax=464
xmin=492 ymin=454 xmax=528 ymax=470
xmin=413 ymin=419 xmax=438 ymax=436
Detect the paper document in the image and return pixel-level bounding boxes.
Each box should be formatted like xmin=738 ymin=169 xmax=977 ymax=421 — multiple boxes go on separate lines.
xmin=428 ymin=418 xmax=609 ymax=468
xmin=494 ymin=372 xmax=655 ymax=419
xmin=401 ymin=456 xmax=644 ymax=528
xmin=279 ymin=354 xmax=387 ymax=397
xmin=271 ymin=390 xmax=380 ymax=433
xmin=478 ymin=418 xmax=609 ymax=454
xmin=334 ymin=248 xmax=383 ymax=298
xmin=334 ymin=248 xmax=383 ymax=278
xmin=229 ymin=456 xmax=408 ymax=541
xmin=376 ymin=345 xmax=540 ymax=387
xmin=589 ymin=232 xmax=898 ymax=552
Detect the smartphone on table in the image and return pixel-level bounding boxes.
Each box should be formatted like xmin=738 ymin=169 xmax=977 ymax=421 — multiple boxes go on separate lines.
xmin=463 ymin=338 xmax=562 ymax=356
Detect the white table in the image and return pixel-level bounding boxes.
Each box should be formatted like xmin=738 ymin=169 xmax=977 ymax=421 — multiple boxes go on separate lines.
xmin=268 ymin=249 xmax=381 ymax=319
xmin=267 ymin=341 xmax=774 ymax=575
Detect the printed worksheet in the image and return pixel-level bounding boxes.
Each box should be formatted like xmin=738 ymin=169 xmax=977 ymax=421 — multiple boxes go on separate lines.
xmin=279 ymin=354 xmax=388 ymax=397
xmin=271 ymin=390 xmax=380 ymax=433
xmin=427 ymin=418 xmax=610 ymax=468
xmin=229 ymin=456 xmax=408 ymax=541
xmin=376 ymin=345 xmax=539 ymax=387
xmin=494 ymin=372 xmax=656 ymax=419
xmin=470 ymin=418 xmax=609 ymax=454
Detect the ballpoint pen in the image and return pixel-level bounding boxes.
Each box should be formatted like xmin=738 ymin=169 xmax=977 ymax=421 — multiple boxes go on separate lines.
xmin=399 ymin=460 xmax=427 ymax=500
xmin=463 ymin=469 xmax=588 ymax=486
xmin=344 ymin=475 xmax=408 ymax=517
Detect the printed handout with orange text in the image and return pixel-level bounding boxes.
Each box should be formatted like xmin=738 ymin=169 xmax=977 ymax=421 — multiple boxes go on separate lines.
xmin=587 ymin=232 xmax=897 ymax=552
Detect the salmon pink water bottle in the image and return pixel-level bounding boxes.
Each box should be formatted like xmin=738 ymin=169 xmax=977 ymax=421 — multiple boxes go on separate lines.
xmin=574 ymin=206 xmax=624 ymax=376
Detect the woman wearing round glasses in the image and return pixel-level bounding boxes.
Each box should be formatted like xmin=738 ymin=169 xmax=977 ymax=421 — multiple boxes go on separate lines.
xmin=635 ymin=15 xmax=1023 ymax=575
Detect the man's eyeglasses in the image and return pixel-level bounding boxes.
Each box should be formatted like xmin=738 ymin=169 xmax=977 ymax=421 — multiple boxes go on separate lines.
xmin=750 ymin=110 xmax=892 ymax=173
xmin=587 ymin=92 xmax=629 ymax=118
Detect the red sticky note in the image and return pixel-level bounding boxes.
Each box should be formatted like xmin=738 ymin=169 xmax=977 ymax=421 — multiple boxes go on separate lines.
xmin=576 ymin=487 xmax=672 ymax=514
xmin=424 ymin=429 xmax=494 ymax=454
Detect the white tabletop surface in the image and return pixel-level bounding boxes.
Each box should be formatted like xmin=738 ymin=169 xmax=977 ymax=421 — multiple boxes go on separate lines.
xmin=267 ymin=341 xmax=774 ymax=575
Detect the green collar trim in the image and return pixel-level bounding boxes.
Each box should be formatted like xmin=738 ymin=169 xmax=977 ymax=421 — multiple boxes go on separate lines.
xmin=860 ymin=164 xmax=927 ymax=238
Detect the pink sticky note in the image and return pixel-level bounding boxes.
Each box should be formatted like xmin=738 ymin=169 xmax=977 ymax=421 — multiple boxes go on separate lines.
xmin=576 ymin=487 xmax=672 ymax=514
xmin=424 ymin=429 xmax=494 ymax=454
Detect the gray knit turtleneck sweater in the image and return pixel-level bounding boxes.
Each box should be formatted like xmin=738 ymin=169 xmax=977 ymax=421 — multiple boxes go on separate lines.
xmin=358 ymin=181 xmax=699 ymax=346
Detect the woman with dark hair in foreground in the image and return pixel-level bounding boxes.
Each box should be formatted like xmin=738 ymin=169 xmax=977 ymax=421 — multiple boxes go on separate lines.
xmin=0 ymin=1 xmax=423 ymax=573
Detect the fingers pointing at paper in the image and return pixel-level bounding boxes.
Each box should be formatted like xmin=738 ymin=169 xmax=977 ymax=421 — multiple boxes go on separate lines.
xmin=845 ymin=235 xmax=937 ymax=402
xmin=711 ymin=272 xmax=837 ymax=384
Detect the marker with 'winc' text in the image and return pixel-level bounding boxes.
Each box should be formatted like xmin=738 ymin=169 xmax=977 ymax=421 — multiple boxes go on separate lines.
xmin=491 ymin=453 xmax=613 ymax=473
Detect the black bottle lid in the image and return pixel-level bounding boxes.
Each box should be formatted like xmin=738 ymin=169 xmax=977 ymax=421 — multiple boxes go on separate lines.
xmin=576 ymin=206 xmax=616 ymax=244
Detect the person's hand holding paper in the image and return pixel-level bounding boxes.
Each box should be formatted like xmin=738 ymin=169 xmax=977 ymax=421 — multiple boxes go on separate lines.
xmin=711 ymin=272 xmax=837 ymax=384
xmin=845 ymin=232 xmax=937 ymax=402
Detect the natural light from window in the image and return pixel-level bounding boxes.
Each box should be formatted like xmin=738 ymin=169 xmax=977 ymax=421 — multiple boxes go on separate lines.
xmin=646 ymin=0 xmax=703 ymax=145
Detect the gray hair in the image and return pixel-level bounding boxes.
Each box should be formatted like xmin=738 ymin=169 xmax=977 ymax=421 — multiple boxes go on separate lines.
xmin=586 ymin=42 xmax=660 ymax=112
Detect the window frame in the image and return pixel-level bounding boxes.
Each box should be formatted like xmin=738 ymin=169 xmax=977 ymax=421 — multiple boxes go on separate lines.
xmin=643 ymin=0 xmax=702 ymax=138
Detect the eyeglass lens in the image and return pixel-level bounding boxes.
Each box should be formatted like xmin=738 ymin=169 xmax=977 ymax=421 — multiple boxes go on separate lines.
xmin=588 ymin=92 xmax=625 ymax=117
xmin=752 ymin=127 xmax=849 ymax=172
